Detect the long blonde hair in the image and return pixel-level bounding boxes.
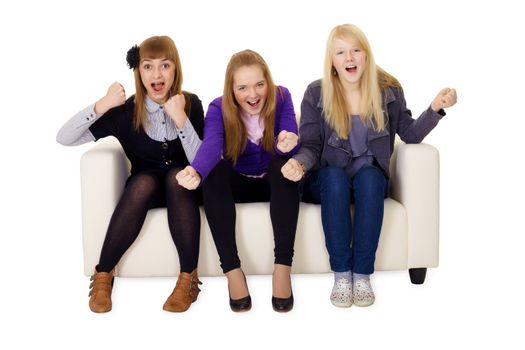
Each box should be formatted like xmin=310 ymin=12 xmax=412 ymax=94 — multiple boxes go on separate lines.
xmin=132 ymin=36 xmax=189 ymax=131
xmin=222 ymin=50 xmax=277 ymax=163
xmin=322 ymin=24 xmax=400 ymax=139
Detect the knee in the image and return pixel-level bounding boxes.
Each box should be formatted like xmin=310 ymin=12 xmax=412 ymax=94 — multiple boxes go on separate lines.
xmin=202 ymin=161 xmax=230 ymax=191
xmin=165 ymin=167 xmax=189 ymax=193
xmin=268 ymin=156 xmax=292 ymax=185
xmin=269 ymin=155 xmax=288 ymax=170
xmin=126 ymin=173 xmax=158 ymax=200
xmin=318 ymin=167 xmax=350 ymax=196
xmin=353 ymin=166 xmax=386 ymax=198
xmin=268 ymin=156 xmax=288 ymax=176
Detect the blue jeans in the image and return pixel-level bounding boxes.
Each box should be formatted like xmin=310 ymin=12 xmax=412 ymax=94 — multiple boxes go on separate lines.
xmin=302 ymin=166 xmax=387 ymax=274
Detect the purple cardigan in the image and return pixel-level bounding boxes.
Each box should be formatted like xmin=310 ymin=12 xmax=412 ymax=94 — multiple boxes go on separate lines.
xmin=192 ymin=86 xmax=299 ymax=182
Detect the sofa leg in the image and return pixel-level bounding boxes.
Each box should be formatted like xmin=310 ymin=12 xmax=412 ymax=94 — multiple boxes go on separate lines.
xmin=409 ymin=268 xmax=427 ymax=285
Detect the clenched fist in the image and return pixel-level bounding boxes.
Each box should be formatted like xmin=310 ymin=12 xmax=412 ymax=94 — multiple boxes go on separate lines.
xmin=281 ymin=158 xmax=304 ymax=182
xmin=276 ymin=130 xmax=299 ymax=153
xmin=431 ymin=88 xmax=457 ymax=112
xmin=164 ymin=94 xmax=187 ymax=128
xmin=176 ymin=165 xmax=201 ymax=190
xmin=95 ymin=82 xmax=126 ymax=115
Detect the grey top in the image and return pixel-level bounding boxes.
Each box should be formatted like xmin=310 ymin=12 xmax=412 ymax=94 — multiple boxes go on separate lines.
xmin=347 ymin=115 xmax=374 ymax=178
xmin=56 ymin=96 xmax=202 ymax=162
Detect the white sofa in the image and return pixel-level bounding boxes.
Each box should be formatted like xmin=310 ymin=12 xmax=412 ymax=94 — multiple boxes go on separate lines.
xmin=80 ymin=137 xmax=439 ymax=284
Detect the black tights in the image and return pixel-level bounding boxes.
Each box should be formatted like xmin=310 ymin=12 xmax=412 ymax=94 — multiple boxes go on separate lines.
xmin=97 ymin=168 xmax=200 ymax=273
xmin=203 ymin=156 xmax=300 ymax=273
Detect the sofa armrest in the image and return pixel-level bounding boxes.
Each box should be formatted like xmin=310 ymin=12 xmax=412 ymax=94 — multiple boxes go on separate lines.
xmin=80 ymin=138 xmax=130 ymax=275
xmin=390 ymin=143 xmax=439 ymax=269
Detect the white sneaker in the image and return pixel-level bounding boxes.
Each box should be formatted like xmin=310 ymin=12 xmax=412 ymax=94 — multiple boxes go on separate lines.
xmin=353 ymin=278 xmax=375 ymax=307
xmin=330 ymin=277 xmax=352 ymax=308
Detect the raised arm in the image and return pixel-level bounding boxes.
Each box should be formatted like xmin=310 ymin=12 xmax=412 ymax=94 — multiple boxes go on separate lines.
xmin=395 ymin=86 xmax=457 ymax=144
xmin=56 ymin=82 xmax=126 ymax=146
xmin=164 ymin=93 xmax=204 ymax=163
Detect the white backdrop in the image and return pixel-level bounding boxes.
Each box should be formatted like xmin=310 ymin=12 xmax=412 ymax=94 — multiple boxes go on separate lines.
xmin=1 ymin=0 xmax=524 ymax=348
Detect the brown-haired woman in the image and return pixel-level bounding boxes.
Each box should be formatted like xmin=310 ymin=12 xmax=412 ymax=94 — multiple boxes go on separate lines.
xmin=57 ymin=36 xmax=204 ymax=313
xmin=176 ymin=49 xmax=300 ymax=313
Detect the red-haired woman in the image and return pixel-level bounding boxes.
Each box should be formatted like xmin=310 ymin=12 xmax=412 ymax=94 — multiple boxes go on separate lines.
xmin=177 ymin=50 xmax=300 ymax=313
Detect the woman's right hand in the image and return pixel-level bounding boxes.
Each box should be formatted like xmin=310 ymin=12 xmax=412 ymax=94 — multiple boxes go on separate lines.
xmin=176 ymin=165 xmax=201 ymax=190
xmin=94 ymin=82 xmax=126 ymax=115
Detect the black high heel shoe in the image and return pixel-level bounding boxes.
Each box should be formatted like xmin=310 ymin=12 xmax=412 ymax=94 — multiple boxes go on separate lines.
xmin=272 ymin=273 xmax=294 ymax=312
xmin=228 ymin=270 xmax=252 ymax=312
xmin=272 ymin=293 xmax=294 ymax=313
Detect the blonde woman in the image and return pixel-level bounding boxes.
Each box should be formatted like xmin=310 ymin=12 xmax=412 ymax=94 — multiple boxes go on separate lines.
xmin=282 ymin=24 xmax=457 ymax=307
xmin=57 ymin=36 xmax=204 ymax=313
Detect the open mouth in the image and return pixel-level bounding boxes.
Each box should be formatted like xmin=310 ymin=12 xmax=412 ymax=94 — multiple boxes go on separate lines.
xmin=151 ymin=82 xmax=165 ymax=93
xmin=246 ymin=98 xmax=261 ymax=108
xmin=345 ymin=65 xmax=357 ymax=73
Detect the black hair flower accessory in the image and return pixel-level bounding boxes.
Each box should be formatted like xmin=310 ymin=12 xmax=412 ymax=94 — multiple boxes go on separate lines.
xmin=126 ymin=45 xmax=140 ymax=70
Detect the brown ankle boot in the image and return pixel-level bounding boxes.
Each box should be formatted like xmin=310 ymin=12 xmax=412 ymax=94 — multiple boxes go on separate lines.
xmin=163 ymin=269 xmax=202 ymax=312
xmin=88 ymin=270 xmax=114 ymax=313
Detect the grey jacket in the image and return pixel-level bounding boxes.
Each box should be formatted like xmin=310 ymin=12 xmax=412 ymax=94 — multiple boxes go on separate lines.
xmin=294 ymin=79 xmax=445 ymax=179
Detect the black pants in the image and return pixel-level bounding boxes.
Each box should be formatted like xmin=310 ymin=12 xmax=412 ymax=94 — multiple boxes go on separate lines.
xmin=202 ymin=156 xmax=300 ymax=273
xmin=97 ymin=167 xmax=201 ymax=273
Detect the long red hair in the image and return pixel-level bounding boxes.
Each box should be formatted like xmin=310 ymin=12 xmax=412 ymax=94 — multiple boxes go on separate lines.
xmin=221 ymin=50 xmax=277 ymax=163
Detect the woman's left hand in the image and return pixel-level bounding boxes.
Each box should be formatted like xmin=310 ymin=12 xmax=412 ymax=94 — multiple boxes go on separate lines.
xmin=164 ymin=94 xmax=187 ymax=128
xmin=431 ymin=88 xmax=457 ymax=112
xmin=276 ymin=130 xmax=299 ymax=153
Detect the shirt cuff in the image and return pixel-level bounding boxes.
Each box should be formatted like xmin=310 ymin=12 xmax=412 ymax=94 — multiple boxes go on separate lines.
xmin=176 ymin=120 xmax=197 ymax=143
xmin=176 ymin=120 xmax=202 ymax=163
